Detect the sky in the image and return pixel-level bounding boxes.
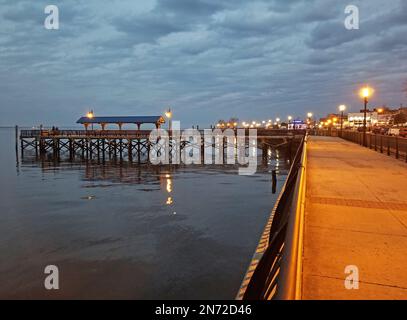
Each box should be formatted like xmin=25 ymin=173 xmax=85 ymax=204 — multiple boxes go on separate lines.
xmin=0 ymin=0 xmax=407 ymax=127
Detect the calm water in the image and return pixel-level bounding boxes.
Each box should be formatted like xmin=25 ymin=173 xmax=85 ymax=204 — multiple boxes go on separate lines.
xmin=0 ymin=127 xmax=290 ymax=299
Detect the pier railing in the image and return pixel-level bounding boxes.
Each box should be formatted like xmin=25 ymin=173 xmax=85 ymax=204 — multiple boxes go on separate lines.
xmin=20 ymin=129 xmax=155 ymax=138
xmin=312 ymin=129 xmax=407 ymax=162
xmin=239 ymin=135 xmax=307 ymax=300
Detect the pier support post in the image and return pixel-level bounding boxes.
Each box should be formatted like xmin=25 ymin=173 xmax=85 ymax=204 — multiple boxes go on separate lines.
xmin=137 ymin=139 xmax=141 ymax=163
xmin=69 ymin=138 xmax=73 ymax=159
xmin=128 ymin=139 xmax=133 ymax=162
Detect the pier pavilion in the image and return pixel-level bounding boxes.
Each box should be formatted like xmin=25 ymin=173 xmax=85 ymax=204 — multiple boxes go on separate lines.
xmin=76 ymin=115 xmax=166 ymax=130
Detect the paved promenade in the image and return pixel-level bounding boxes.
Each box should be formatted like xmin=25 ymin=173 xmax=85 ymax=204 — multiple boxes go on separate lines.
xmin=302 ymin=136 xmax=407 ymax=299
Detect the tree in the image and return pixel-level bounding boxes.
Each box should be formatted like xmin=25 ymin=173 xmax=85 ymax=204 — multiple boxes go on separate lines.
xmin=393 ymin=112 xmax=407 ymax=125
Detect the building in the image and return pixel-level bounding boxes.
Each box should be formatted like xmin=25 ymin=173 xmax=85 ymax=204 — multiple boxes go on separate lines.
xmin=288 ymin=120 xmax=307 ymax=130
xmin=348 ymin=112 xmax=378 ymax=128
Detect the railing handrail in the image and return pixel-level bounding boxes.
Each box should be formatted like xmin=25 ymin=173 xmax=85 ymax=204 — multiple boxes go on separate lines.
xmin=311 ymin=129 xmax=407 ymax=163
xmin=239 ymin=135 xmax=307 ymax=300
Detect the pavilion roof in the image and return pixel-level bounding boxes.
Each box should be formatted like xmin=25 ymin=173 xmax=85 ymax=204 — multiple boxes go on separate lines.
xmin=76 ymin=116 xmax=165 ymax=124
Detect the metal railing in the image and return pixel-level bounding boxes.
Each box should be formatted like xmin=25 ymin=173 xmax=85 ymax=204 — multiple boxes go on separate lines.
xmin=312 ymin=129 xmax=407 ymax=162
xmin=240 ymin=136 xmax=307 ymax=300
xmin=20 ymin=129 xmax=154 ymax=138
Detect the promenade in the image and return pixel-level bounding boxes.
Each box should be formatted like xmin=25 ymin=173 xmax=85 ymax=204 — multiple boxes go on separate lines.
xmin=302 ymin=136 xmax=407 ymax=299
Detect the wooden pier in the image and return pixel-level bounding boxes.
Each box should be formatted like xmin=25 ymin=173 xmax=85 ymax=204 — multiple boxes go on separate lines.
xmin=19 ymin=128 xmax=305 ymax=163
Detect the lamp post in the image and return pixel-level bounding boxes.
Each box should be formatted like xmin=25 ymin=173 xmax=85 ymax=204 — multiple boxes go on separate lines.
xmin=165 ymin=108 xmax=172 ymax=131
xmin=360 ymin=87 xmax=373 ymax=147
xmin=339 ymin=105 xmax=346 ymax=137
xmin=307 ymin=112 xmax=313 ymax=130
xmin=288 ymin=116 xmax=292 ymax=130
xmin=86 ymin=109 xmax=94 ymax=130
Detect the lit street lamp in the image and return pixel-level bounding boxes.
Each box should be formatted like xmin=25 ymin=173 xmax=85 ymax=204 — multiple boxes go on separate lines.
xmin=288 ymin=116 xmax=292 ymax=130
xmin=86 ymin=109 xmax=94 ymax=130
xmin=339 ymin=104 xmax=346 ymax=137
xmin=165 ymin=108 xmax=172 ymax=131
xmin=359 ymin=86 xmax=373 ymax=147
xmin=307 ymin=112 xmax=313 ymax=129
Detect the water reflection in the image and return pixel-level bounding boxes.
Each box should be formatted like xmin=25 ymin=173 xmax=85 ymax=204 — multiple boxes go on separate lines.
xmin=165 ymin=174 xmax=174 ymax=206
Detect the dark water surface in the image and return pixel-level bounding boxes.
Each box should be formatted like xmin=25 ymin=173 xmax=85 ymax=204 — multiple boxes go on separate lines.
xmin=0 ymin=127 xmax=290 ymax=299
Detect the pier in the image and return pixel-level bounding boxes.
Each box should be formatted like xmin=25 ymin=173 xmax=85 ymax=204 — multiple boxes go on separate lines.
xmin=18 ymin=126 xmax=305 ymax=163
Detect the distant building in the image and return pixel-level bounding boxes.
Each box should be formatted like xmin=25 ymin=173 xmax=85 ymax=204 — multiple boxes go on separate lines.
xmin=288 ymin=120 xmax=307 ymax=130
xmin=377 ymin=113 xmax=393 ymax=126
xmin=348 ymin=112 xmax=378 ymax=128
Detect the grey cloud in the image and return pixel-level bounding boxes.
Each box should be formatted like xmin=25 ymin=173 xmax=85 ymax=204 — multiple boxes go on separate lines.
xmin=0 ymin=0 xmax=406 ymax=127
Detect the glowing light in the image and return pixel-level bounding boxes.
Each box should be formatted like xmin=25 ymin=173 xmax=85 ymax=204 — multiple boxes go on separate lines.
xmin=360 ymin=86 xmax=373 ymax=99
xmin=339 ymin=104 xmax=346 ymax=112
xmin=307 ymin=112 xmax=313 ymax=118
xmin=86 ymin=110 xmax=94 ymax=119
xmin=166 ymin=176 xmax=172 ymax=193
xmin=165 ymin=108 xmax=172 ymax=119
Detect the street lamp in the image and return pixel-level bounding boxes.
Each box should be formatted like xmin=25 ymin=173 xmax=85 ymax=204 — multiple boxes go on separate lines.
xmin=86 ymin=110 xmax=94 ymax=119
xmin=288 ymin=116 xmax=292 ymax=130
xmin=359 ymin=86 xmax=373 ymax=147
xmin=165 ymin=108 xmax=172 ymax=131
xmin=307 ymin=112 xmax=313 ymax=129
xmin=86 ymin=109 xmax=94 ymax=130
xmin=275 ymin=118 xmax=280 ymax=129
xmin=339 ymin=104 xmax=346 ymax=137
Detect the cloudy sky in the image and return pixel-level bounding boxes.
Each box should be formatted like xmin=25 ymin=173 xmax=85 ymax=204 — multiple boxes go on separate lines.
xmin=1 ymin=0 xmax=407 ymax=127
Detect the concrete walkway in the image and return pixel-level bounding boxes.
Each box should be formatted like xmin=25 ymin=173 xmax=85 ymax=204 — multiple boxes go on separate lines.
xmin=302 ymin=136 xmax=407 ymax=299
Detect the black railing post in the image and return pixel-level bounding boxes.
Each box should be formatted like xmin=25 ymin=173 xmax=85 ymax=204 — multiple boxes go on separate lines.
xmin=380 ymin=135 xmax=383 ymax=153
xmin=387 ymin=137 xmax=390 ymax=156
xmin=374 ymin=134 xmax=377 ymax=151
xmin=396 ymin=136 xmax=399 ymax=159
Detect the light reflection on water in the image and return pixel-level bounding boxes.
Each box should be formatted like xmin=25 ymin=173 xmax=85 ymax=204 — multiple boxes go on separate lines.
xmin=0 ymin=128 xmax=291 ymax=299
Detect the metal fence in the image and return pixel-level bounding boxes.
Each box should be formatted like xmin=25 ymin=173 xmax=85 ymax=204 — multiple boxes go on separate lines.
xmin=312 ymin=129 xmax=407 ymax=162
xmin=240 ymin=136 xmax=307 ymax=300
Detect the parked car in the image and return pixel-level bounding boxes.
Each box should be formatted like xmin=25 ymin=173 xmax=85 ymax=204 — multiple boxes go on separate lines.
xmin=388 ymin=128 xmax=400 ymax=136
xmin=399 ymin=128 xmax=407 ymax=138
xmin=372 ymin=127 xmax=389 ymax=135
